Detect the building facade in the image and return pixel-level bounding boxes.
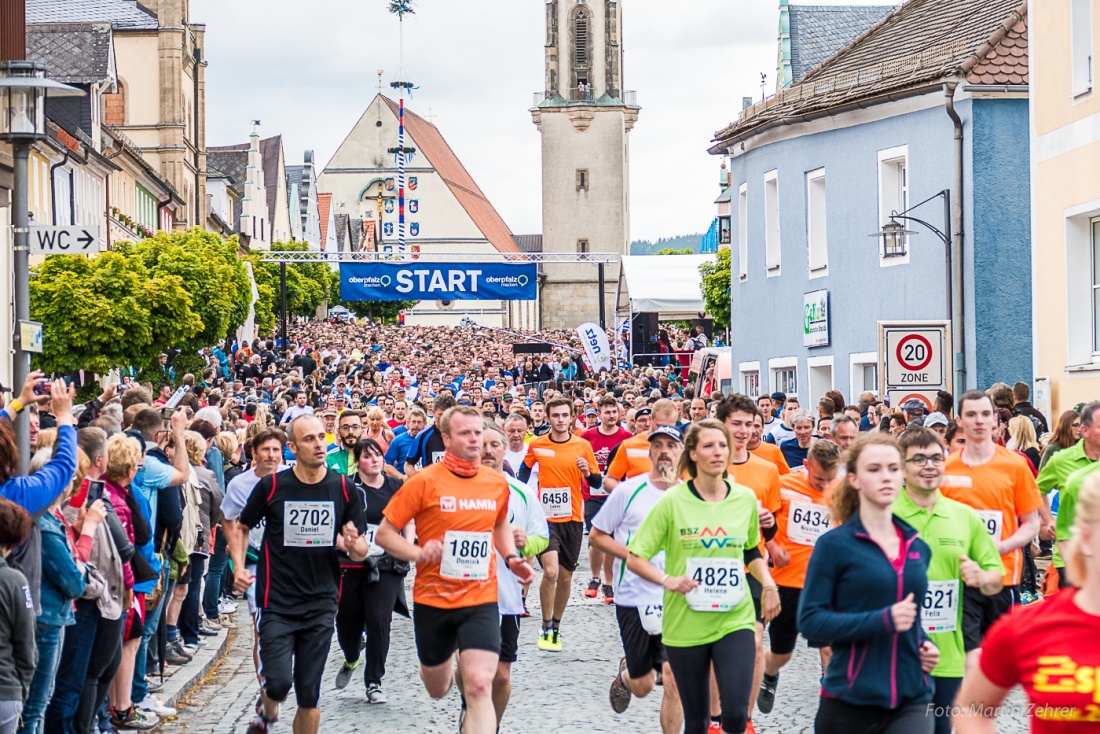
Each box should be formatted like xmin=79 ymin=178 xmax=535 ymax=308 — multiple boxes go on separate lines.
xmin=532 ymin=0 xmax=639 ymax=330
xmin=711 ymin=0 xmax=1030 ymax=406
xmin=1031 ymin=0 xmax=1100 ymax=414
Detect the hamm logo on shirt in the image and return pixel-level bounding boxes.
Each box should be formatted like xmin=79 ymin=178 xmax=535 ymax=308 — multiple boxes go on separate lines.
xmin=679 ymin=527 xmax=744 ymax=549
xmin=440 ymin=496 xmax=498 ymax=512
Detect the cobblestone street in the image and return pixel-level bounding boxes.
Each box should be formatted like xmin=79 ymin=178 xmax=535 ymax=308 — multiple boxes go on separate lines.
xmin=162 ymin=555 xmax=1030 ymax=733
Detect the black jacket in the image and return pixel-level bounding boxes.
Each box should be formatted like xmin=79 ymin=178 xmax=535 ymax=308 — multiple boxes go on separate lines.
xmin=1014 ymin=402 xmax=1049 ymax=434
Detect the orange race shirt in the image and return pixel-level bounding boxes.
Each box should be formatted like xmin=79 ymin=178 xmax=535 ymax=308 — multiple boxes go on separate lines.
xmin=382 ymin=462 xmax=509 ymax=609
xmin=941 ymin=446 xmax=1043 ymax=587
xmin=729 ymin=454 xmax=782 ymax=555
xmin=751 ymin=441 xmax=791 ymax=475
xmin=771 ymin=471 xmax=832 ymax=589
xmin=606 ymin=433 xmax=653 ymax=481
xmin=524 ymin=434 xmax=599 ymax=523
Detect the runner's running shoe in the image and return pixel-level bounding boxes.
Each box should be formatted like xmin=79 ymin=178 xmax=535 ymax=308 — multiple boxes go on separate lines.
xmin=602 ymin=584 xmax=614 ymax=604
xmin=757 ymin=672 xmax=779 ymax=714
xmin=746 ymin=719 xmax=757 ymax=734
xmin=547 ymin=629 xmax=563 ymax=652
xmin=609 ymin=658 xmax=632 ymax=713
xmin=708 ymin=721 xmax=722 ymax=733
xmin=366 ymin=683 xmax=387 ymax=704
xmin=536 ymin=629 xmax=553 ymax=651
xmin=335 ymin=659 xmax=358 ymax=690
xmin=584 ymin=578 xmax=600 ymax=598
xmin=246 ymin=713 xmax=276 ymax=734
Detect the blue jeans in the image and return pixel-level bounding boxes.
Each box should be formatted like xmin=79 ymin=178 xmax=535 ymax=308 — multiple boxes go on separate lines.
xmin=203 ymin=530 xmax=229 ymax=619
xmin=131 ymin=581 xmax=171 ymax=704
xmin=18 ymin=622 xmax=64 ymax=734
xmin=44 ymin=600 xmax=99 ymax=734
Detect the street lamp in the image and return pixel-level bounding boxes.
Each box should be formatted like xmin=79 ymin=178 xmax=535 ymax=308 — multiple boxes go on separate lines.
xmin=0 ymin=61 xmax=82 ymax=473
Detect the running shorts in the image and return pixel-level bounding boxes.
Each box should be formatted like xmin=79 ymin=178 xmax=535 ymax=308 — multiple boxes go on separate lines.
xmin=962 ymin=585 xmax=1017 ymax=652
xmin=544 ymin=521 xmax=584 ymax=574
xmin=413 ymin=602 xmax=501 ymax=667
xmin=767 ymin=586 xmax=826 ymax=655
xmin=256 ymin=607 xmax=335 ymax=709
xmin=584 ymin=497 xmax=607 ymax=532
xmin=616 ymin=605 xmax=666 ymax=680
xmin=499 ymin=614 xmax=522 ymax=664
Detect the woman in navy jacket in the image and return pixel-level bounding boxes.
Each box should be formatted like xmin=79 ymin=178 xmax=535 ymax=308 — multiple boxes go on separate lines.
xmin=798 ymin=433 xmax=939 ymax=734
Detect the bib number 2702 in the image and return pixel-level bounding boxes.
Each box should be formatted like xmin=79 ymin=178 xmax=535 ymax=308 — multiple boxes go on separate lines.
xmin=283 ymin=501 xmax=335 ymax=548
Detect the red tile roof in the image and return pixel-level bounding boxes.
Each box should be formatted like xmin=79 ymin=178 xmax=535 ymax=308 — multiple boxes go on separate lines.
xmin=967 ymin=14 xmax=1027 ymax=85
xmin=317 ymin=193 xmax=332 ymax=250
xmin=361 ymin=220 xmax=376 ymax=252
xmin=382 ymin=97 xmax=518 ymax=253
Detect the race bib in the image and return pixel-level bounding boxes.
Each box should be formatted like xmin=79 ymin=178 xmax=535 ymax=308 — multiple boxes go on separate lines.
xmin=923 ymin=579 xmax=959 ymax=634
xmin=626 ymin=448 xmax=649 ymax=459
xmin=640 ymin=604 xmax=663 ymax=635
xmin=440 ymin=530 xmax=493 ymax=580
xmin=787 ymin=501 xmax=830 ymax=546
xmin=977 ymin=510 xmax=1003 ymax=540
xmin=283 ymin=501 xmax=335 ymax=548
xmin=685 ymin=557 xmax=745 ymax=612
xmin=432 ymin=451 xmax=445 ymax=464
xmin=365 ymin=523 xmax=384 ymax=557
xmin=541 ymin=487 xmax=573 ymax=520
xmin=588 ymin=484 xmax=608 ymax=498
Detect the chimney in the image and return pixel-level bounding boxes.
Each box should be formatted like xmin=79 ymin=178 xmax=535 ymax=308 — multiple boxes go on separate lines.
xmin=0 ymin=0 xmax=26 ymax=61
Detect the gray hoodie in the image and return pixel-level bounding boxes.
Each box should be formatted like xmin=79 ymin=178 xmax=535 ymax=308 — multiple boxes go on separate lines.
xmin=0 ymin=556 xmax=36 ymax=701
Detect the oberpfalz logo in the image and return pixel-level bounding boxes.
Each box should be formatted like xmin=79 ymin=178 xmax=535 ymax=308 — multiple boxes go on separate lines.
xmin=440 ymin=496 xmax=456 ymax=512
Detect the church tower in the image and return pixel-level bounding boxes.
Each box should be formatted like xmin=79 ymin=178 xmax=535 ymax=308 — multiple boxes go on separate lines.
xmin=532 ymin=0 xmax=640 ymax=330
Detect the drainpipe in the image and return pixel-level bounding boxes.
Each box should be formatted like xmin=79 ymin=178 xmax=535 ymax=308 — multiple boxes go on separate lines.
xmin=943 ymin=82 xmax=966 ymax=393
xmin=48 ymin=150 xmax=71 ymax=225
xmin=193 ymin=47 xmax=202 ymax=227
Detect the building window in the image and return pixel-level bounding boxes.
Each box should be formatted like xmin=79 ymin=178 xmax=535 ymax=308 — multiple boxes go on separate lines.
xmin=764 ymin=170 xmax=780 ymax=275
xmin=572 ymin=6 xmax=591 ymax=95
xmin=576 ymin=169 xmax=589 ymax=192
xmin=743 ymin=371 xmax=760 ymax=398
xmin=849 ymin=351 xmax=879 ymax=400
xmin=806 ymin=168 xmax=827 ymax=275
xmin=878 ymin=146 xmax=909 ymax=262
xmin=1073 ymin=0 xmax=1094 ymax=98
xmin=577 ymin=239 xmax=589 ymax=253
xmin=769 ymin=357 xmax=797 ymax=397
xmin=1093 ymin=219 xmax=1100 ymax=353
xmin=738 ymin=182 xmax=748 ymax=281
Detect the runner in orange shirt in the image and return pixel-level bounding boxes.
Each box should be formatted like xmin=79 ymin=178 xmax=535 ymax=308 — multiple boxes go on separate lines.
xmin=748 ymin=414 xmax=791 ymax=476
xmin=605 ymin=400 xmax=681 ymax=490
xmin=757 ymin=439 xmax=841 ymax=715
xmin=518 ymin=396 xmax=601 ymax=652
xmin=939 ymin=390 xmax=1041 ymax=668
xmin=717 ymin=394 xmax=783 ymax=732
xmin=377 ymin=406 xmax=535 ymax=734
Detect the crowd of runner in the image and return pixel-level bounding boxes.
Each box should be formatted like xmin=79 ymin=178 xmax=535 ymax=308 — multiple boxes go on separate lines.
xmin=0 ymin=316 xmax=1096 ymax=734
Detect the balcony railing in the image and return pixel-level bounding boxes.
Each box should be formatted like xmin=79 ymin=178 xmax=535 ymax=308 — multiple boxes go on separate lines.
xmin=532 ymin=89 xmax=638 ymax=106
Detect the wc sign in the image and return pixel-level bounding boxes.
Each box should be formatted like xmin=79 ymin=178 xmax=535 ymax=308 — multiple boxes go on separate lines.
xmin=341 ymin=262 xmax=537 ymax=301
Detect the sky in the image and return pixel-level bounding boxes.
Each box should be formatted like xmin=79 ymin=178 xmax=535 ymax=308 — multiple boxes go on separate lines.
xmin=194 ymin=0 xmax=895 ymax=242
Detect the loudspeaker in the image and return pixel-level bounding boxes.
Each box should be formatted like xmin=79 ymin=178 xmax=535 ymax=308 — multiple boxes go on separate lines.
xmin=631 ymin=313 xmax=658 ymax=366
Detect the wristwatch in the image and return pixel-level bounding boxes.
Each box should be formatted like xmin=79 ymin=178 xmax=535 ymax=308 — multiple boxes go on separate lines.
xmin=504 ymin=554 xmax=521 ymax=565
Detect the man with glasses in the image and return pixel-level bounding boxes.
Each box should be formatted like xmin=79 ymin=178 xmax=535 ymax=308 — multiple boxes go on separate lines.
xmin=325 ymin=411 xmax=363 ymax=476
xmin=894 ymin=426 xmax=1002 ymax=734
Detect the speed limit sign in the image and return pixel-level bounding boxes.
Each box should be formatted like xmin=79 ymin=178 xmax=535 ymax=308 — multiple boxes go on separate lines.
xmin=880 ymin=322 xmax=950 ymax=392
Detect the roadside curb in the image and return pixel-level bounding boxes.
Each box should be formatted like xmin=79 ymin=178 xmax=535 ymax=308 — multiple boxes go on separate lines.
xmin=148 ymin=620 xmax=235 ymax=725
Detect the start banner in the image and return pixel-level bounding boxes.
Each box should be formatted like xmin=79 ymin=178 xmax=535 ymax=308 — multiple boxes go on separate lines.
xmin=341 ymin=262 xmax=537 ymax=301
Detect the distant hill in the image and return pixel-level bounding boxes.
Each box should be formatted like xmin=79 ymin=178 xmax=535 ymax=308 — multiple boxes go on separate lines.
xmin=630 ymin=234 xmax=704 ymax=255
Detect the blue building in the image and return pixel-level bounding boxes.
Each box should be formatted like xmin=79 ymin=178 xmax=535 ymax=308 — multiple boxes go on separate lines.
xmin=709 ymin=0 xmax=1030 ymax=407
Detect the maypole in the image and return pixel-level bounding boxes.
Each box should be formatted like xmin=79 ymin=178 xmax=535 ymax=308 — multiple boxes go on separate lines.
xmin=388 ymin=1 xmax=416 ymax=255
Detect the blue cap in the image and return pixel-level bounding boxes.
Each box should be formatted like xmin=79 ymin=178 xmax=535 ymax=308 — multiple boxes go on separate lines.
xmin=648 ymin=425 xmax=684 ymax=444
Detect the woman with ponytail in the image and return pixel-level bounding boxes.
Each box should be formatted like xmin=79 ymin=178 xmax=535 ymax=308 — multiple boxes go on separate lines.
xmin=955 ymin=472 xmax=1100 ymax=733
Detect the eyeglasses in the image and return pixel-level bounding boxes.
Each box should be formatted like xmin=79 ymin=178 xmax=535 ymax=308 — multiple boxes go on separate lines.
xmin=905 ymin=454 xmax=945 ymax=466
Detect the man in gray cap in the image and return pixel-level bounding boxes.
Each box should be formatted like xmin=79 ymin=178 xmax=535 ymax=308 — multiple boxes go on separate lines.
xmin=901 ymin=398 xmax=928 ymax=428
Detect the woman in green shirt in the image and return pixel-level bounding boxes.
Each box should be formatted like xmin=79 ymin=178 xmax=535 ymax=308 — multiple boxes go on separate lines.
xmin=627 ymin=419 xmax=780 ymax=734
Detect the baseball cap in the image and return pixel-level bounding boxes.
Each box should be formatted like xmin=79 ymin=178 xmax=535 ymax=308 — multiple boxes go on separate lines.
xmin=321 ymin=408 xmax=337 ymax=417
xmin=502 ymin=393 xmax=514 ymax=401
xmin=925 ymin=412 xmax=949 ymax=428
xmin=635 ymin=407 xmax=652 ymax=417
xmin=901 ymin=398 xmax=927 ymax=413
xmin=648 ymin=425 xmax=684 ymax=444
xmin=584 ymin=408 xmax=597 ymax=417
xmin=770 ymin=391 xmax=786 ymax=403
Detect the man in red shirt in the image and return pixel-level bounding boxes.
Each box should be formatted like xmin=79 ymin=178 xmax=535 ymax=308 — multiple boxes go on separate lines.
xmin=581 ymin=395 xmax=633 ymax=602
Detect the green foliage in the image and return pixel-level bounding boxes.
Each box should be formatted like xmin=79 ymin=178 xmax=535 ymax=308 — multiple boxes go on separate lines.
xmin=388 ymin=0 xmax=415 ymax=15
xmin=244 ymin=241 xmax=339 ymax=331
xmin=698 ymin=248 xmax=732 ymax=332
xmin=630 ymin=234 xmax=703 ymax=255
xmin=655 ymin=247 xmax=694 ymax=255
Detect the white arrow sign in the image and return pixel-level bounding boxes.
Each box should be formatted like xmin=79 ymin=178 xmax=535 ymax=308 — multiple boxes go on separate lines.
xmin=28 ymin=225 xmax=101 ymax=255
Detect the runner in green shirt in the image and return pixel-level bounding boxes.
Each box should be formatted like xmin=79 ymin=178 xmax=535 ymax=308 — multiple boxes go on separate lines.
xmin=627 ymin=419 xmax=779 ymax=734
xmin=325 ymin=410 xmax=363 ymax=476
xmin=1039 ymin=402 xmax=1100 ymax=584
xmin=1056 ymin=458 xmax=1100 ymax=587
xmin=893 ymin=427 xmax=1003 ymax=734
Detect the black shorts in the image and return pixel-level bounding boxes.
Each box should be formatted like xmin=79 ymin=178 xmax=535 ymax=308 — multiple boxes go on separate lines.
xmin=584 ymin=497 xmax=607 ymax=532
xmin=499 ymin=614 xmax=521 ymax=664
xmin=616 ymin=605 xmax=666 ymax=680
xmin=962 ymin=585 xmax=1017 ymax=652
xmin=413 ymin=602 xmax=501 ymax=667
xmin=543 ymin=521 xmax=584 ymax=573
xmin=748 ymin=575 xmax=764 ymax=625
xmin=767 ymin=586 xmax=826 ymax=655
xmin=256 ymin=607 xmax=335 ymax=709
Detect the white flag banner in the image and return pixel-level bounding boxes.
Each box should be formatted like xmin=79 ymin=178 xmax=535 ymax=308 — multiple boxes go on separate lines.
xmin=577 ymin=322 xmax=613 ymax=374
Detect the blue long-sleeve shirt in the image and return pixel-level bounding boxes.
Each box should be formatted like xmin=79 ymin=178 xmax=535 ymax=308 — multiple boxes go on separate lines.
xmin=798 ymin=514 xmax=933 ymax=709
xmin=0 ymin=424 xmax=76 ymax=516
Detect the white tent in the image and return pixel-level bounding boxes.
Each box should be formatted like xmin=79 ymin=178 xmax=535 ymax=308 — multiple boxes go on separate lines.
xmin=615 ymin=254 xmax=717 ymax=319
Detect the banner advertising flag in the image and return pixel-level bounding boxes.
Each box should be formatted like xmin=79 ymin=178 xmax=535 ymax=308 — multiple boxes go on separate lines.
xmin=341 ymin=262 xmax=537 ymax=301
xmin=577 ymin=322 xmax=613 ymax=373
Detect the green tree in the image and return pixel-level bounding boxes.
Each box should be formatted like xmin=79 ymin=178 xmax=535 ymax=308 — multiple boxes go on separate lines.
xmin=699 ymin=247 xmax=731 ymax=331
xmin=655 ymin=247 xmax=694 ymax=255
